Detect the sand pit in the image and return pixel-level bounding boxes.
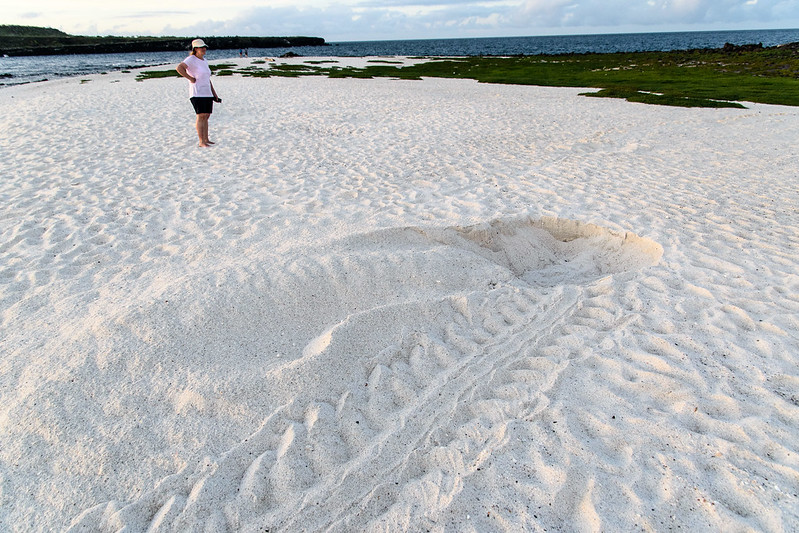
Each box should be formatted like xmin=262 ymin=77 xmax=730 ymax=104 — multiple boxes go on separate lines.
xmin=1 ymin=58 xmax=798 ymax=531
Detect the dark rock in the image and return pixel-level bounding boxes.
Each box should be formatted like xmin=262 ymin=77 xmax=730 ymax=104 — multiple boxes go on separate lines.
xmin=722 ymin=42 xmax=764 ymax=53
xmin=0 ymin=33 xmax=326 ymax=57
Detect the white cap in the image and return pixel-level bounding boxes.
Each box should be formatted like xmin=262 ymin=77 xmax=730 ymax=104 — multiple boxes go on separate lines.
xmin=191 ymin=39 xmax=208 ymax=49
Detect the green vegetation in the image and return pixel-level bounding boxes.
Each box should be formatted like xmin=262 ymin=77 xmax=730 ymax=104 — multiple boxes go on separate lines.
xmin=138 ymin=69 xmax=181 ymax=80
xmin=580 ymin=87 xmax=746 ymax=108
xmin=0 ymin=25 xmax=67 ymax=37
xmin=136 ymin=42 xmax=799 ymax=108
xmin=326 ymin=64 xmax=424 ymax=80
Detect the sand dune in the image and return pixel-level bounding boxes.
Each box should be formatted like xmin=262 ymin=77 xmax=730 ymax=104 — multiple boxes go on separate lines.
xmin=1 ymin=58 xmax=798 ymax=531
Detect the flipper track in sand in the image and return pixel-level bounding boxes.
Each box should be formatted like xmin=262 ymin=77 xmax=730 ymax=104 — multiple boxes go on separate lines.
xmin=68 ymin=216 xmax=662 ymax=532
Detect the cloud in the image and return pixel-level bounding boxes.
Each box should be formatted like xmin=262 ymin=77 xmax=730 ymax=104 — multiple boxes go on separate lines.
xmin=165 ymin=3 xmax=524 ymax=41
xmin=353 ymin=0 xmax=511 ymax=7
xmin=160 ymin=0 xmax=799 ymax=41
xmin=116 ymin=11 xmax=193 ymax=19
xmin=511 ymin=0 xmax=799 ymax=28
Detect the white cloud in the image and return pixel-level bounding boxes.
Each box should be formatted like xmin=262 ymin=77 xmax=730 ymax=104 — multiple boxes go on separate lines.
xmin=502 ymin=0 xmax=799 ymax=32
xmin=5 ymin=0 xmax=799 ymax=39
xmin=165 ymin=0 xmax=799 ymax=41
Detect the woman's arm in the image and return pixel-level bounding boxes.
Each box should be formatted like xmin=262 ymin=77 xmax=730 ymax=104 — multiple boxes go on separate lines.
xmin=176 ymin=62 xmax=196 ymax=83
xmin=210 ymin=80 xmax=221 ymax=102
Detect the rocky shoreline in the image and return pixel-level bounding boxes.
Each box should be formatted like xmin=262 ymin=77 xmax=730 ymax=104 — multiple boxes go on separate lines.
xmin=0 ymin=35 xmax=326 ymax=57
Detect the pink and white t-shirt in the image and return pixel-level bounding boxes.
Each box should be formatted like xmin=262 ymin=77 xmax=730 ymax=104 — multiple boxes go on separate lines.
xmin=182 ymin=55 xmax=213 ymax=98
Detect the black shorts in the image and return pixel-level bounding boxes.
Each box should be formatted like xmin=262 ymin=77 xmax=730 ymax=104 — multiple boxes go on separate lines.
xmin=190 ymin=97 xmax=214 ymax=114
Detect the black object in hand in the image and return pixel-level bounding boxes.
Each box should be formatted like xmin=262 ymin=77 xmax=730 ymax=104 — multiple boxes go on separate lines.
xmin=214 ymin=97 xmax=222 ymax=103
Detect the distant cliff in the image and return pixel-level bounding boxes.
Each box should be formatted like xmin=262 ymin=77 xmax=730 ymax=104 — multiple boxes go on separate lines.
xmin=0 ymin=26 xmax=326 ymax=56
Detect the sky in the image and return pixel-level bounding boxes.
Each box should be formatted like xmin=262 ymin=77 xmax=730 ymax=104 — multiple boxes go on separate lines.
xmin=4 ymin=0 xmax=799 ymax=42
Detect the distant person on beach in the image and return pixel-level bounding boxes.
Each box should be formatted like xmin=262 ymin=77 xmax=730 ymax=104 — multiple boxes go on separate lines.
xmin=176 ymin=39 xmax=221 ymax=148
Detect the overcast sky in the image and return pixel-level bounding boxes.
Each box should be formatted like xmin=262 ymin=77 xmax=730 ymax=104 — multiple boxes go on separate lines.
xmin=5 ymin=0 xmax=799 ymax=41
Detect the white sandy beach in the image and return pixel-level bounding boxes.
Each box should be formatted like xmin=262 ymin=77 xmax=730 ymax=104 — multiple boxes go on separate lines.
xmin=1 ymin=56 xmax=798 ymax=531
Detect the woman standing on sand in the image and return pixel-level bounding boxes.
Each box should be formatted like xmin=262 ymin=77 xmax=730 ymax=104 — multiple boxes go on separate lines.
xmin=176 ymin=39 xmax=221 ymax=147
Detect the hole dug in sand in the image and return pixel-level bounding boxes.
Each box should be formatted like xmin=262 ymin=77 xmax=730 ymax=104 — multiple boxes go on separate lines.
xmin=432 ymin=216 xmax=663 ymax=287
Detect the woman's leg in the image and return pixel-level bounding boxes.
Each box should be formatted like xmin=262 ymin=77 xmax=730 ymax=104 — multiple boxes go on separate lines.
xmin=196 ymin=113 xmax=211 ymax=147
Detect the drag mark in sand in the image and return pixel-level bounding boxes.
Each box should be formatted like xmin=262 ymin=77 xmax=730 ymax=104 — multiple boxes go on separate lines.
xmin=68 ymin=216 xmax=664 ymax=531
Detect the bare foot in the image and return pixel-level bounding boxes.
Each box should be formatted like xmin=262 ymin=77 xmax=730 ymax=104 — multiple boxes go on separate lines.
xmin=199 ymin=142 xmax=212 ymax=147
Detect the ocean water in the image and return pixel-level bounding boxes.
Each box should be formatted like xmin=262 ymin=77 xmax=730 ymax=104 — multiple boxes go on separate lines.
xmin=2 ymin=28 xmax=798 ymax=87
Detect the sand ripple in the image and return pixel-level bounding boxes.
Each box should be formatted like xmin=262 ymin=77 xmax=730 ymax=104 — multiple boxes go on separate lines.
xmin=67 ymin=216 xmax=665 ymax=531
xmin=1 ymin=69 xmax=797 ymax=532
